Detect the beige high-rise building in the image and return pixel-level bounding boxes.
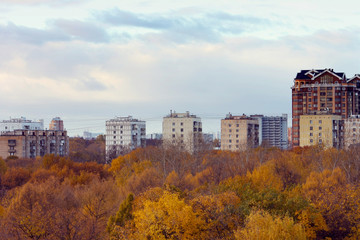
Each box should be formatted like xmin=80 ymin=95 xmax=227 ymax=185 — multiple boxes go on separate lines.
xmin=221 ymin=114 xmax=259 ymax=151
xmin=299 ymin=114 xmax=342 ymax=148
xmin=162 ymin=111 xmax=202 ymax=153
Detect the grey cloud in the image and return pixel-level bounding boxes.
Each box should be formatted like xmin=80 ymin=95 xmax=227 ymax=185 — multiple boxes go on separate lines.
xmin=0 ymin=22 xmax=69 ymax=45
xmin=52 ymin=19 xmax=110 ymax=43
xmin=96 ymin=8 xmax=272 ymax=43
xmin=97 ymin=8 xmax=175 ymax=29
xmin=78 ymin=78 xmax=108 ymax=91
xmin=0 ymin=20 xmax=111 ymax=45
xmin=3 ymin=0 xmax=86 ymax=6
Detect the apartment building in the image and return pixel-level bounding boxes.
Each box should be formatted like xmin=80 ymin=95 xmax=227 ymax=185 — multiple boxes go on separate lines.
xmin=0 ymin=117 xmax=44 ymax=133
xmin=291 ymin=69 xmax=360 ymax=147
xmin=344 ymin=116 xmax=360 ymax=148
xmin=251 ymin=114 xmax=288 ymax=150
xmin=221 ymin=114 xmax=259 ymax=151
xmin=162 ymin=111 xmax=202 ymax=153
xmin=299 ymin=114 xmax=343 ymax=149
xmin=0 ymin=129 xmax=69 ymax=159
xmin=105 ymin=116 xmax=146 ymax=162
xmin=49 ymin=117 xmax=64 ymax=131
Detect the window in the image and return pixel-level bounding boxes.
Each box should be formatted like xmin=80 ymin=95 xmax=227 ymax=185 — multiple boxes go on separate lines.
xmin=172 ymin=122 xmax=175 ymax=126
xmin=172 ymin=134 xmax=175 ymax=138
xmin=229 ymin=140 xmax=232 ymax=143
xmin=180 ymin=122 xmax=183 ymax=126
xmin=181 ymin=128 xmax=183 ymax=132
xmin=319 ymin=126 xmax=322 ymax=130
xmin=113 ymin=136 xmax=116 ymax=139
xmin=319 ymin=133 xmax=322 ymax=137
xmin=172 ymin=128 xmax=175 ymax=132
xmin=310 ymin=126 xmax=313 ymax=130
xmin=310 ymin=133 xmax=313 ymax=136
xmin=310 ymin=120 xmax=313 ymax=124
xmin=310 ymin=139 xmax=313 ymax=143
xmin=319 ymin=139 xmax=322 ymax=143
xmin=229 ymin=129 xmax=232 ymax=133
xmin=181 ymin=134 xmax=184 ymax=137
xmin=236 ymin=134 xmax=239 ymax=138
xmin=319 ymin=120 xmax=322 ymax=124
xmin=236 ymin=124 xmax=239 ymax=127
xmin=229 ymin=124 xmax=232 ymax=127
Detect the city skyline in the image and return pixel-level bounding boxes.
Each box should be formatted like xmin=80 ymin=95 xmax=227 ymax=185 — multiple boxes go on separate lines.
xmin=1 ymin=1 xmax=359 ymax=136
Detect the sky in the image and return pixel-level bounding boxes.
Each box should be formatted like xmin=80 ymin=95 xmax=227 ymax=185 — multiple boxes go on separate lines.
xmin=0 ymin=0 xmax=360 ymax=136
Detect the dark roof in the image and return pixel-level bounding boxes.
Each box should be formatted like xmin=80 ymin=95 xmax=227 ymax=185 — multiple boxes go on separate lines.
xmin=295 ymin=69 xmax=345 ymax=80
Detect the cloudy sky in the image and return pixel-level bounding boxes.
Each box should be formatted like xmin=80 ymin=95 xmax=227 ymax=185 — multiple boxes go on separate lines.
xmin=0 ymin=0 xmax=359 ymax=136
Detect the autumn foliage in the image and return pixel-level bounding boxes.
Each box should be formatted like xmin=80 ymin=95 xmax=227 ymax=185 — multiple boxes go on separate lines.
xmin=1 ymin=144 xmax=360 ymax=239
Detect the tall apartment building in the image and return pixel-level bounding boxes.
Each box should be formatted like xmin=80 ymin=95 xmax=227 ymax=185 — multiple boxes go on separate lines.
xmin=0 ymin=117 xmax=44 ymax=133
xmin=344 ymin=116 xmax=360 ymax=148
xmin=162 ymin=111 xmax=202 ymax=153
xmin=299 ymin=114 xmax=343 ymax=149
xmin=221 ymin=114 xmax=259 ymax=151
xmin=0 ymin=129 xmax=69 ymax=159
xmin=49 ymin=117 xmax=64 ymax=131
xmin=105 ymin=116 xmax=146 ymax=162
xmin=291 ymin=69 xmax=360 ymax=147
xmin=251 ymin=114 xmax=288 ymax=150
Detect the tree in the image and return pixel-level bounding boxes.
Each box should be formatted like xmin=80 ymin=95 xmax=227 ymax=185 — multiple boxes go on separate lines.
xmin=234 ymin=210 xmax=307 ymax=240
xmin=131 ymin=190 xmax=207 ymax=240
xmin=302 ymin=168 xmax=359 ymax=239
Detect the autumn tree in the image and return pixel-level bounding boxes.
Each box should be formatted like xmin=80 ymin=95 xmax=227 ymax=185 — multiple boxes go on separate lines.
xmin=131 ymin=190 xmax=207 ymax=240
xmin=234 ymin=210 xmax=307 ymax=240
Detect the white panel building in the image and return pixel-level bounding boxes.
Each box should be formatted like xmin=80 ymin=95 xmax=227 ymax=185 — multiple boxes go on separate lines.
xmin=0 ymin=117 xmax=44 ymax=133
xmin=251 ymin=114 xmax=288 ymax=150
xmin=162 ymin=111 xmax=202 ymax=153
xmin=105 ymin=116 xmax=146 ymax=162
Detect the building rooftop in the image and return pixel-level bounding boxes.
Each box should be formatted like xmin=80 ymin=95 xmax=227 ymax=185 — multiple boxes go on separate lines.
xmin=106 ymin=116 xmax=144 ymax=123
xmin=295 ymin=69 xmax=345 ymax=80
xmin=164 ymin=111 xmax=198 ymax=118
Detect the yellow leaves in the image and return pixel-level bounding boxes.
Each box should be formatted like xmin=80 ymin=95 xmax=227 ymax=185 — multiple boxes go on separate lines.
xmin=247 ymin=161 xmax=283 ymax=191
xmin=132 ymin=190 xmax=206 ymax=240
xmin=302 ymin=168 xmax=346 ymax=203
xmin=235 ymin=210 xmax=307 ymax=240
xmin=0 ymin=204 xmax=4 ymax=217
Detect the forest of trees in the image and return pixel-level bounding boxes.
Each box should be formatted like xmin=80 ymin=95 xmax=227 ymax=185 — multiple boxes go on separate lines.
xmin=1 ymin=143 xmax=360 ymax=239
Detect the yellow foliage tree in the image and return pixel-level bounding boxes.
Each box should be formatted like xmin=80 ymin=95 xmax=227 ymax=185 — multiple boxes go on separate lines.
xmin=247 ymin=161 xmax=283 ymax=191
xmin=132 ymin=190 xmax=207 ymax=240
xmin=302 ymin=168 xmax=359 ymax=239
xmin=235 ymin=210 xmax=307 ymax=240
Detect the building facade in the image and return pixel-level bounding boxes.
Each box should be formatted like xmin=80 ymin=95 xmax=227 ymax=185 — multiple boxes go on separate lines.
xmin=105 ymin=116 xmax=146 ymax=162
xmin=0 ymin=117 xmax=44 ymax=133
xmin=344 ymin=116 xmax=360 ymax=148
xmin=221 ymin=114 xmax=259 ymax=151
xmin=251 ymin=114 xmax=288 ymax=150
xmin=299 ymin=114 xmax=343 ymax=149
xmin=49 ymin=117 xmax=64 ymax=131
xmin=291 ymin=69 xmax=360 ymax=147
xmin=0 ymin=130 xmax=69 ymax=159
xmin=162 ymin=111 xmax=202 ymax=153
